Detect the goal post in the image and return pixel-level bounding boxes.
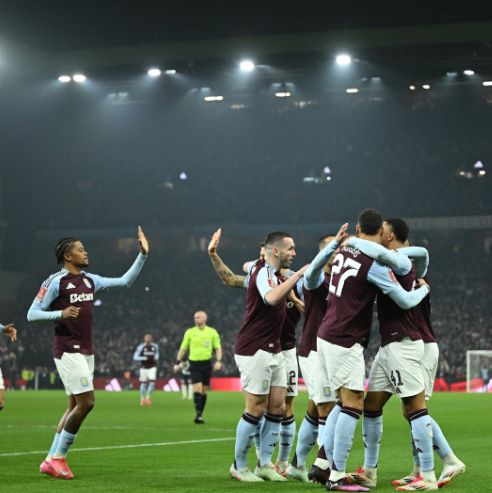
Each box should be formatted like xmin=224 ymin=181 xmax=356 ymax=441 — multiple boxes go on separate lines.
xmin=466 ymin=350 xmax=492 ymax=392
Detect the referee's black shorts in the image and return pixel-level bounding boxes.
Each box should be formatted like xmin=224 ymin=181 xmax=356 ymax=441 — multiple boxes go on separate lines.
xmin=189 ymin=360 xmax=212 ymax=386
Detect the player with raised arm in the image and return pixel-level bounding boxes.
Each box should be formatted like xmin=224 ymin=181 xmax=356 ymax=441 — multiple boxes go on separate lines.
xmin=209 ymin=230 xmax=305 ymax=475
xmin=315 ymin=210 xmax=430 ymax=492
xmin=226 ymin=231 xmax=308 ymax=482
xmin=0 ymin=323 xmax=17 ymax=413
xmin=287 ymin=225 xmax=348 ymax=483
xmin=28 ymin=228 xmax=149 ymax=480
xmin=342 ymin=219 xmax=464 ymax=491
xmin=134 ymin=334 xmax=159 ymax=406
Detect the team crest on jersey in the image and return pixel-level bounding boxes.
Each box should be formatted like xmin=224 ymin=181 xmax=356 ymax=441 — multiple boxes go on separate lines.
xmin=323 ymin=386 xmax=331 ymax=397
xmin=262 ymin=380 xmax=269 ymax=391
xmin=80 ymin=377 xmax=89 ymax=387
xmin=83 ymin=278 xmax=92 ymax=289
xmin=268 ymin=279 xmax=276 ymax=288
xmin=204 ymin=341 xmax=210 ymax=348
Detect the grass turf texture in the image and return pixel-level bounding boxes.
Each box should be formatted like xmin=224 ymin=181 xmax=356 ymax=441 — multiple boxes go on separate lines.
xmin=1 ymin=391 xmax=487 ymax=492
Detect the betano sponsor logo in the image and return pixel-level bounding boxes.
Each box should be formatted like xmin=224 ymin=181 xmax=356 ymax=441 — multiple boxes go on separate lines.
xmin=70 ymin=293 xmax=94 ymax=303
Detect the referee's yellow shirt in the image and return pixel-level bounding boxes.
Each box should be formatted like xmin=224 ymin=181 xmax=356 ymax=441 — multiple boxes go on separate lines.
xmin=180 ymin=326 xmax=221 ymax=361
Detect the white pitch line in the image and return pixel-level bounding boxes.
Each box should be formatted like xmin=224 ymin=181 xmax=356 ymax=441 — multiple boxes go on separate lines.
xmin=0 ymin=437 xmax=235 ymax=458
xmin=8 ymin=425 xmax=230 ymax=431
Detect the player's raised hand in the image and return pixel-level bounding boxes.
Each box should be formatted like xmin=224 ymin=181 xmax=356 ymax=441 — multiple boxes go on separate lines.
xmin=416 ymin=278 xmax=430 ymax=293
xmin=208 ymin=229 xmax=222 ymax=256
xmin=138 ymin=226 xmax=149 ymax=255
xmin=2 ymin=323 xmax=17 ymax=342
xmin=335 ymin=223 xmax=349 ymax=244
xmin=62 ymin=306 xmax=81 ymax=319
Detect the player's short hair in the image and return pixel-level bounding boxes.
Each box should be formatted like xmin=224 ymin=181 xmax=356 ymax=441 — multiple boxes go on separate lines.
xmin=260 ymin=242 xmax=265 ymax=248
xmin=385 ymin=217 xmax=410 ymax=244
xmin=317 ymin=235 xmax=336 ymax=250
xmin=358 ymin=209 xmax=383 ymax=236
xmin=55 ymin=237 xmax=79 ymax=264
xmin=264 ymin=231 xmax=292 ymax=250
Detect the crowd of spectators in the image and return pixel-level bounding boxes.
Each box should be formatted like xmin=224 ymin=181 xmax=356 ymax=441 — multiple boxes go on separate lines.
xmin=28 ymin=88 xmax=492 ymax=232
xmin=1 ymin=235 xmax=491 ymax=389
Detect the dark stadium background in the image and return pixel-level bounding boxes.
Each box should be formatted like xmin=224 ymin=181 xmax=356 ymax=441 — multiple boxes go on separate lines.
xmin=0 ymin=1 xmax=491 ymax=390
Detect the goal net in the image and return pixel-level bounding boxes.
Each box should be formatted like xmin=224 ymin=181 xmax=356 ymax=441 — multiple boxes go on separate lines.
xmin=466 ymin=350 xmax=492 ymax=392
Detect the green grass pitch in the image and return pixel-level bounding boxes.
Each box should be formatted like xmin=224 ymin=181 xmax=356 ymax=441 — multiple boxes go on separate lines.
xmin=1 ymin=391 xmax=488 ymax=492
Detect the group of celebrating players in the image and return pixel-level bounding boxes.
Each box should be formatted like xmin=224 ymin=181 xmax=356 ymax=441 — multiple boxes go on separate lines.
xmin=208 ymin=208 xmax=465 ymax=491
xmin=0 ymin=209 xmax=467 ymax=490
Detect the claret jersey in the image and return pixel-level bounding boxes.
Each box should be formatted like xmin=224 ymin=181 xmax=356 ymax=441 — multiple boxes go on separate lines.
xmin=318 ymin=244 xmax=429 ymax=349
xmin=134 ymin=343 xmax=159 ymax=369
xmin=234 ymin=258 xmax=286 ymax=356
xmin=27 ymin=253 xmax=147 ymax=359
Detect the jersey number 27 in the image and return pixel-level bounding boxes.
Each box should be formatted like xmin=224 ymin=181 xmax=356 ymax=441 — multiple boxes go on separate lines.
xmin=329 ymin=254 xmax=362 ymax=297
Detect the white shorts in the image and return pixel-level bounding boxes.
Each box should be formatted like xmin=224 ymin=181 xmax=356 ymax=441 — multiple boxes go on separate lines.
xmin=422 ymin=342 xmax=439 ymax=400
xmin=318 ymin=337 xmax=366 ymax=394
xmin=300 ymin=350 xmax=336 ymax=404
xmin=282 ymin=348 xmax=299 ymax=397
xmin=139 ymin=367 xmax=157 ymax=382
xmin=0 ymin=367 xmax=4 ymax=390
xmin=235 ymin=350 xmax=287 ymax=395
xmin=54 ymin=353 xmax=94 ymax=396
xmin=368 ymin=338 xmax=425 ymax=399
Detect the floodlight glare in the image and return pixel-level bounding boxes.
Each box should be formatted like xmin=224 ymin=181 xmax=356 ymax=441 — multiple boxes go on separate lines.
xmin=240 ymin=61 xmax=255 ymax=71
xmin=483 ymin=81 xmax=492 ymax=86
xmin=58 ymin=75 xmax=71 ymax=83
xmin=479 ymin=170 xmax=486 ymax=175
xmin=446 ymin=72 xmax=458 ymax=76
xmin=422 ymin=85 xmax=430 ymax=89
xmin=73 ymin=74 xmax=86 ymax=82
xmin=346 ymin=88 xmax=358 ymax=93
xmin=148 ymin=68 xmax=161 ymax=77
xmin=464 ymin=70 xmax=474 ymax=75
xmin=409 ymin=86 xmax=416 ymax=90
xmin=204 ymin=96 xmax=224 ymax=101
xmin=275 ymin=92 xmax=291 ymax=97
xmin=165 ymin=69 xmax=176 ymax=74
xmin=336 ymin=54 xmax=351 ymax=65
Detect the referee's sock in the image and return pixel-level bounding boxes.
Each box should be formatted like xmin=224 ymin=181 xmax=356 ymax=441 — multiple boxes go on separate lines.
xmin=200 ymin=394 xmax=207 ymax=414
xmin=194 ymin=392 xmax=202 ymax=416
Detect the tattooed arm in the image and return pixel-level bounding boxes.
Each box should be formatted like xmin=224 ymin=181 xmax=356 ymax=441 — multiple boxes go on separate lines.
xmin=208 ymin=229 xmax=247 ymax=289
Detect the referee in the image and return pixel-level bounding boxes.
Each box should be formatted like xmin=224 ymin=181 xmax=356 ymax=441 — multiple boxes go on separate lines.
xmin=174 ymin=311 xmax=222 ymax=424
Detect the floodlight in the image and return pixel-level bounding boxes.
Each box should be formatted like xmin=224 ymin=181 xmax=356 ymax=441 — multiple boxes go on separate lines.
xmin=58 ymin=75 xmax=71 ymax=83
xmin=275 ymin=92 xmax=291 ymax=97
xmin=346 ymin=88 xmax=358 ymax=93
xmin=479 ymin=170 xmax=486 ymax=175
xmin=73 ymin=74 xmax=86 ymax=82
xmin=240 ymin=61 xmax=255 ymax=71
xmin=409 ymin=86 xmax=416 ymax=90
xmin=336 ymin=55 xmax=351 ymax=65
xmin=474 ymin=161 xmax=484 ymax=168
xmin=148 ymin=68 xmax=161 ymax=77
xmin=464 ymin=70 xmax=474 ymax=75
xmin=180 ymin=172 xmax=187 ymax=179
xmin=165 ymin=69 xmax=176 ymax=74
xmin=204 ymin=96 xmax=224 ymax=101
xmin=483 ymin=81 xmax=492 ymax=86
xmin=422 ymin=85 xmax=430 ymax=89
xmin=324 ymin=167 xmax=331 ymax=174
xmin=446 ymin=72 xmax=458 ymax=76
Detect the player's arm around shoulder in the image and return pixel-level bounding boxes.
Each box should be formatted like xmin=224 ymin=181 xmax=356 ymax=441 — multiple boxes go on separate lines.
xmin=367 ymin=261 xmax=429 ymax=310
xmin=261 ymin=264 xmax=310 ymax=306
